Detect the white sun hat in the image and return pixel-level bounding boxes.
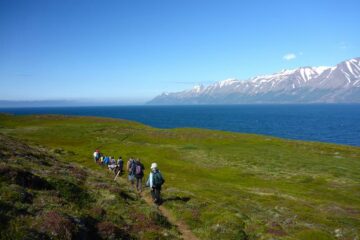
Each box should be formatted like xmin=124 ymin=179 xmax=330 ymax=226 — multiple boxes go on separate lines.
xmin=151 ymin=163 xmax=158 ymax=169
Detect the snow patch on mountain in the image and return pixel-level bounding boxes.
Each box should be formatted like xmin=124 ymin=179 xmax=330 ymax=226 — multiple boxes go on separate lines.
xmin=148 ymin=57 xmax=360 ymax=104
xmin=190 ymin=84 xmax=204 ymax=93
xmin=218 ymin=78 xmax=238 ymax=88
xmin=314 ymin=66 xmax=330 ymax=75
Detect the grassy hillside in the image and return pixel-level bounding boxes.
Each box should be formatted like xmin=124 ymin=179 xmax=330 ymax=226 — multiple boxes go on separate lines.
xmin=0 ymin=131 xmax=180 ymax=239
xmin=0 ymin=114 xmax=359 ymax=240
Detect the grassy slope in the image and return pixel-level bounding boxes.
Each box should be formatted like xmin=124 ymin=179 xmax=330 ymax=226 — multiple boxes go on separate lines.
xmin=0 ymin=114 xmax=359 ymax=240
xmin=0 ymin=126 xmax=180 ymax=239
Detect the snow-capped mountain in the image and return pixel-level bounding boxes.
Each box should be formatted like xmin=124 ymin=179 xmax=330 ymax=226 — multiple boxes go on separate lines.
xmin=148 ymin=57 xmax=360 ymax=104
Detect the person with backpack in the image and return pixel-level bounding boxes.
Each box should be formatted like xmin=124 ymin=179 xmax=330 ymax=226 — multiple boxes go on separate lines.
xmin=126 ymin=158 xmax=133 ymax=173
xmin=99 ymin=154 xmax=104 ymax=165
xmin=127 ymin=158 xmax=136 ymax=186
xmin=109 ymin=157 xmax=115 ymax=165
xmin=93 ymin=150 xmax=100 ymax=163
xmin=103 ymin=156 xmax=110 ymax=166
xmin=117 ymin=156 xmax=124 ymax=174
xmin=146 ymin=163 xmax=165 ymax=204
xmin=134 ymin=159 xmax=145 ymax=192
xmin=108 ymin=156 xmax=117 ymax=173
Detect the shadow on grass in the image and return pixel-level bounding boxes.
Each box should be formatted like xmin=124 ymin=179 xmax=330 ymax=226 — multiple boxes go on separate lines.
xmin=0 ymin=165 xmax=52 ymax=190
xmin=119 ymin=191 xmax=136 ymax=201
xmin=163 ymin=196 xmax=191 ymax=203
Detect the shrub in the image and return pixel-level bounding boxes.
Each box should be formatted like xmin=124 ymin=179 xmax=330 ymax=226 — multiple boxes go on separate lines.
xmin=40 ymin=211 xmax=76 ymax=240
xmin=0 ymin=200 xmax=12 ymax=229
xmin=96 ymin=221 xmax=130 ymax=240
xmin=1 ymin=184 xmax=33 ymax=204
xmin=50 ymin=179 xmax=92 ymax=206
xmin=90 ymin=206 xmax=106 ymax=220
xmin=0 ymin=165 xmax=51 ymax=190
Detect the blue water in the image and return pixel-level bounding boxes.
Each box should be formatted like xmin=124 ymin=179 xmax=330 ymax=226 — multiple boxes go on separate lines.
xmin=1 ymin=104 xmax=360 ymax=147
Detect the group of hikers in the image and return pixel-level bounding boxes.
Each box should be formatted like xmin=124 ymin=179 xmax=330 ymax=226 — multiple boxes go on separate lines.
xmin=93 ymin=149 xmax=165 ymax=204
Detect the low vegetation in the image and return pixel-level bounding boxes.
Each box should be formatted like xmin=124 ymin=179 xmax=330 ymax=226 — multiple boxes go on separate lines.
xmin=0 ymin=114 xmax=359 ymax=239
xmin=0 ymin=132 xmax=180 ymax=239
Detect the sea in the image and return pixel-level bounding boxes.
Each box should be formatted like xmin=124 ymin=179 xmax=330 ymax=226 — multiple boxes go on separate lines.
xmin=1 ymin=104 xmax=359 ymax=147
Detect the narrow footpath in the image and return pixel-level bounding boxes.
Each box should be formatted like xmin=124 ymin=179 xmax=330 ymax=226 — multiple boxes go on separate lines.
xmin=111 ymin=163 xmax=198 ymax=239
xmin=141 ymin=193 xmax=199 ymax=240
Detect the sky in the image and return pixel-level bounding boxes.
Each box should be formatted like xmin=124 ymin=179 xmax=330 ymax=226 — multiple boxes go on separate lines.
xmin=0 ymin=0 xmax=359 ymax=104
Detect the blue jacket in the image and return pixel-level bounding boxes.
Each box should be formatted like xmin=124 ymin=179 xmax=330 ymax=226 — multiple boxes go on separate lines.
xmin=104 ymin=157 xmax=110 ymax=165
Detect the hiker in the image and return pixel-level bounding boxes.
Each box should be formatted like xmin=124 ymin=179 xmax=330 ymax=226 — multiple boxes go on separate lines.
xmin=146 ymin=163 xmax=165 ymax=204
xmin=134 ymin=158 xmax=145 ymax=192
xmin=103 ymin=156 xmax=110 ymax=165
xmin=99 ymin=154 xmax=104 ymax=165
xmin=93 ymin=149 xmax=100 ymax=163
xmin=117 ymin=156 xmax=124 ymax=174
xmin=127 ymin=158 xmax=136 ymax=186
xmin=126 ymin=158 xmax=133 ymax=173
xmin=108 ymin=156 xmax=117 ymax=173
xmin=110 ymin=156 xmax=116 ymax=165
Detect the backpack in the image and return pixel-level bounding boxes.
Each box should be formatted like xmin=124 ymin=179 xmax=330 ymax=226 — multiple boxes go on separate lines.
xmin=135 ymin=164 xmax=143 ymax=175
xmin=153 ymin=171 xmax=165 ymax=187
xmin=117 ymin=159 xmax=123 ymax=166
xmin=130 ymin=161 xmax=136 ymax=174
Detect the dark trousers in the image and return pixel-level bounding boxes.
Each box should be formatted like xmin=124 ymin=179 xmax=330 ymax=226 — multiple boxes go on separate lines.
xmin=136 ymin=177 xmax=143 ymax=192
xmin=151 ymin=186 xmax=162 ymax=203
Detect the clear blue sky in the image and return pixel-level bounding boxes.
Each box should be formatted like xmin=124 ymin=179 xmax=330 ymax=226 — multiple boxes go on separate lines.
xmin=0 ymin=0 xmax=359 ymax=103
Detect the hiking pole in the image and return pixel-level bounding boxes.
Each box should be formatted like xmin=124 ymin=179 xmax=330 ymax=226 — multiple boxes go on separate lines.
xmin=114 ymin=169 xmax=121 ymax=181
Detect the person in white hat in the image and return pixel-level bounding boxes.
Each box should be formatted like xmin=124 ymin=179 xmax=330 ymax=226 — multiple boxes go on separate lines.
xmin=146 ymin=162 xmax=165 ymax=204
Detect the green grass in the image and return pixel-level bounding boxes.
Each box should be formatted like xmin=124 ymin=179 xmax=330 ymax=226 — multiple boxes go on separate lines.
xmin=0 ymin=113 xmax=359 ymax=239
xmin=0 ymin=125 xmax=180 ymax=239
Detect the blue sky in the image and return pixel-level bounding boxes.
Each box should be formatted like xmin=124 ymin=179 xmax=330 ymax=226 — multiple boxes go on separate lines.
xmin=0 ymin=0 xmax=359 ymax=103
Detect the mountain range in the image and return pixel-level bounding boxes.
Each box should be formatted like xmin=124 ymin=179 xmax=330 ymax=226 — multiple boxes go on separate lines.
xmin=148 ymin=57 xmax=360 ymax=104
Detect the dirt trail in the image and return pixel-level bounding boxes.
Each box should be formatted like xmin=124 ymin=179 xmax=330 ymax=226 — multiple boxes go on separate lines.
xmin=141 ymin=193 xmax=199 ymax=240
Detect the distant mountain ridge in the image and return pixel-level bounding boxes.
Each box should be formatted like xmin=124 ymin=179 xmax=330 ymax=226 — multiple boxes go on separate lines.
xmin=148 ymin=57 xmax=360 ymax=104
xmin=0 ymin=100 xmax=78 ymax=108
